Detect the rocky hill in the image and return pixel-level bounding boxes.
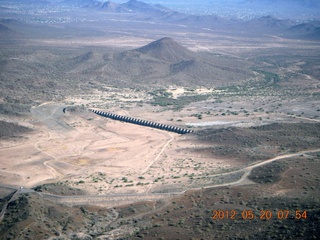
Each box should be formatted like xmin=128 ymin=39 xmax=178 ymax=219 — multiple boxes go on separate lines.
xmin=135 ymin=37 xmax=194 ymax=63
xmin=98 ymin=37 xmax=253 ymax=87
xmin=0 ymin=36 xmax=253 ymax=114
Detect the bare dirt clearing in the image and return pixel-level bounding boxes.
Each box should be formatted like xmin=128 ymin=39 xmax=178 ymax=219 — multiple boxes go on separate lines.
xmin=1 ymin=13 xmax=320 ymax=238
xmin=1 ymin=88 xmax=319 ymax=196
xmin=1 ymin=103 xmax=174 ymax=195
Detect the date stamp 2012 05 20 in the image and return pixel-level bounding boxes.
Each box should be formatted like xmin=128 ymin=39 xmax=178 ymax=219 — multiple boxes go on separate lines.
xmin=212 ymin=209 xmax=307 ymax=220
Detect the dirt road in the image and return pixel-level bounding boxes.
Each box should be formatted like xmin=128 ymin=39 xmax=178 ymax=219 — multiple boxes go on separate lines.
xmin=8 ymin=148 xmax=318 ymax=208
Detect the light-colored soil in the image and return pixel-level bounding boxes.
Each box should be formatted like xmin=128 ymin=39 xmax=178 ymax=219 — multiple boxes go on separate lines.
xmin=0 ymin=95 xmax=249 ymax=195
xmin=0 ymin=85 xmax=319 ymax=197
xmin=0 ymin=102 xmax=174 ymax=194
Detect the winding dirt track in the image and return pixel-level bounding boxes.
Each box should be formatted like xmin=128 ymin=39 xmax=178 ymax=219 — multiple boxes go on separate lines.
xmin=0 ymin=189 xmax=19 ymax=224
xmin=31 ymin=104 xmax=68 ymax=181
xmin=62 ymin=148 xmax=320 ymax=206
xmin=1 ymin=102 xmax=319 ymax=209
xmin=197 ymin=148 xmax=320 ymax=191
xmin=140 ymin=132 xmax=174 ymax=175
xmin=2 ymin=148 xmax=318 ymax=209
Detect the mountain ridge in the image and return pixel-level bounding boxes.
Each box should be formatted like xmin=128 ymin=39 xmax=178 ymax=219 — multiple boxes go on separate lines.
xmin=12 ymin=0 xmax=318 ymax=40
xmin=84 ymin=0 xmax=172 ymax=14
xmin=81 ymin=0 xmax=319 ymax=40
xmin=134 ymin=37 xmax=194 ymax=63
xmin=91 ymin=37 xmax=254 ymax=87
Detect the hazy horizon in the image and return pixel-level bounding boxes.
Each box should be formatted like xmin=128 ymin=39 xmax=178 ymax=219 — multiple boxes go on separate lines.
xmin=2 ymin=0 xmax=320 ymax=20
xmin=87 ymin=0 xmax=320 ymax=20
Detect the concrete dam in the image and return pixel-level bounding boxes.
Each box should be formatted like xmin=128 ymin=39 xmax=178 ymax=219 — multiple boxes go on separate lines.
xmin=91 ymin=109 xmax=193 ymax=134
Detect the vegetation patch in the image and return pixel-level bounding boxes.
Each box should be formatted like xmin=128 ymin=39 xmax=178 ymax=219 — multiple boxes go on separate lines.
xmin=248 ymin=161 xmax=288 ymax=183
xmin=0 ymin=120 xmax=33 ymax=139
xmin=150 ymin=93 xmax=210 ymax=110
xmin=34 ymin=183 xmax=86 ymax=196
xmin=196 ymin=123 xmax=320 ymax=163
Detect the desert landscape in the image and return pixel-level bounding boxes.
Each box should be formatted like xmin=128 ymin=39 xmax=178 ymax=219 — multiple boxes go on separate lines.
xmin=0 ymin=0 xmax=319 ymax=239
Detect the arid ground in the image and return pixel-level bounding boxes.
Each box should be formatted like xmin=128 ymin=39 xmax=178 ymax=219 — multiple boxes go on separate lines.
xmin=0 ymin=1 xmax=320 ymax=239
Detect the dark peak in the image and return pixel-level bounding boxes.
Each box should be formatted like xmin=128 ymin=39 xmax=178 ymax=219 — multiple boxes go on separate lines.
xmin=101 ymin=0 xmax=118 ymax=9
xmin=252 ymin=15 xmax=281 ymax=23
xmin=107 ymin=0 xmax=116 ymax=5
xmin=0 ymin=23 xmax=12 ymax=33
xmin=155 ymin=37 xmax=176 ymax=44
xmin=124 ymin=0 xmax=147 ymax=7
xmin=0 ymin=22 xmax=18 ymax=39
xmin=126 ymin=0 xmax=140 ymax=4
xmin=137 ymin=37 xmax=183 ymax=53
xmin=259 ymin=15 xmax=275 ymax=20
xmin=135 ymin=37 xmax=194 ymax=62
xmin=121 ymin=0 xmax=170 ymax=14
xmin=286 ymin=21 xmax=320 ymax=40
xmin=63 ymin=0 xmax=95 ymax=6
xmin=247 ymin=15 xmax=293 ymax=30
xmin=143 ymin=37 xmax=181 ymax=47
xmin=255 ymin=15 xmax=292 ymax=24
xmin=154 ymin=4 xmax=171 ymax=11
xmin=84 ymin=0 xmax=120 ymax=11
xmin=86 ymin=0 xmax=174 ymax=14
xmin=73 ymin=51 xmax=94 ymax=63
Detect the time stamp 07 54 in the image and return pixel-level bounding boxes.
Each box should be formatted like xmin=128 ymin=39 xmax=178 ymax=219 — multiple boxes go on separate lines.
xmin=212 ymin=209 xmax=308 ymax=220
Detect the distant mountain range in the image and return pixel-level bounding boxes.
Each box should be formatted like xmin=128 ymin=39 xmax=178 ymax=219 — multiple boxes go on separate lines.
xmin=242 ymin=0 xmax=320 ymax=8
xmin=0 ymin=0 xmax=319 ymax=40
xmin=68 ymin=0 xmax=320 ymax=10
xmin=285 ymin=21 xmax=320 ymax=40
xmin=242 ymin=16 xmax=320 ymax=39
xmin=79 ymin=0 xmax=320 ymax=40
xmin=84 ymin=0 xmax=174 ymax=16
xmin=4 ymin=0 xmax=320 ymax=19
